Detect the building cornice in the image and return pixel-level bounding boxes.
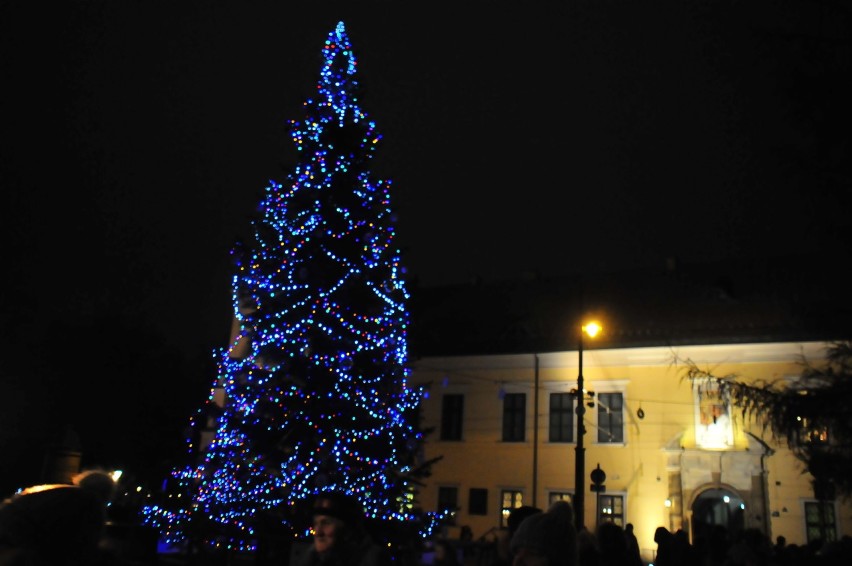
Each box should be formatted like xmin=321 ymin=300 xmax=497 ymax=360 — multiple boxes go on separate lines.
xmin=411 ymin=341 xmax=831 ymax=372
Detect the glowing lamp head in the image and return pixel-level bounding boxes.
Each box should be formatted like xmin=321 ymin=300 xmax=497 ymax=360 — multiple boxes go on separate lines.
xmin=582 ymin=322 xmax=602 ymax=339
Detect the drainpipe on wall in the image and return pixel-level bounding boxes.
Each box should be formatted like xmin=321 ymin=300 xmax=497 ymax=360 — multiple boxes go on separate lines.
xmin=760 ymin=451 xmax=772 ymax=537
xmin=532 ymin=353 xmax=539 ymax=508
xmin=749 ymin=433 xmax=775 ymax=537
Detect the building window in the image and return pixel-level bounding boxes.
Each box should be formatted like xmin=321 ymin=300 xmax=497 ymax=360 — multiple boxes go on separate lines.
xmin=548 ymin=492 xmax=573 ymax=507
xmin=469 ymin=488 xmax=488 ymax=516
xmin=598 ymin=494 xmax=625 ymax=527
xmin=597 ymin=392 xmax=624 ymax=443
xmin=796 ymin=417 xmax=829 ymax=446
xmin=500 ymin=490 xmax=524 ymax=527
xmin=549 ymin=392 xmax=574 ymax=442
xmin=441 ymin=394 xmax=464 ymax=441
xmin=804 ymin=501 xmax=837 ymax=544
xmin=438 ymin=486 xmax=459 ymax=523
xmin=502 ymin=393 xmax=526 ymax=442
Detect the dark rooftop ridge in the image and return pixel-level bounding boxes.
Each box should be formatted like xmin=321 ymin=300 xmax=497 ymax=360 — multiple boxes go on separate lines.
xmin=407 ymin=253 xmax=852 ymax=358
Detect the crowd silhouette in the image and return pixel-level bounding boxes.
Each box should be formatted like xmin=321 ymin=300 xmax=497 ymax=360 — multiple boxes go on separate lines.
xmin=455 ymin=500 xmax=852 ymax=566
xmin=3 ymin=474 xmax=852 ymax=566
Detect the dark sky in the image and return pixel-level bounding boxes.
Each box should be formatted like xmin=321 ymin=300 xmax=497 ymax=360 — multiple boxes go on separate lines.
xmin=1 ymin=2 xmax=849 ymax=399
xmin=1 ymin=0 xmax=850 ymax=491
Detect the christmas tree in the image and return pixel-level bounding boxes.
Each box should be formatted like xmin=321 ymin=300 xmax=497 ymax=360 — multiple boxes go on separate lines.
xmin=142 ymin=21 xmax=437 ymax=555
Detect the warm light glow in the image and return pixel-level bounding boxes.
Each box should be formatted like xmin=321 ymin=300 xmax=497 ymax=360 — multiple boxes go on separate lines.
xmin=111 ymin=470 xmax=123 ymax=482
xmin=664 ymin=498 xmax=672 ymax=508
xmin=583 ymin=321 xmax=602 ymax=338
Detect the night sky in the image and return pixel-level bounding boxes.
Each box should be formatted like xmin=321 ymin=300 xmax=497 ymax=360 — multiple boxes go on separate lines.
xmin=1 ymin=1 xmax=850 ymax=489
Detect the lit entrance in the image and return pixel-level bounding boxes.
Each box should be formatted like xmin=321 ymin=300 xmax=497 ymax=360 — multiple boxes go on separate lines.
xmin=691 ymin=488 xmax=745 ymax=543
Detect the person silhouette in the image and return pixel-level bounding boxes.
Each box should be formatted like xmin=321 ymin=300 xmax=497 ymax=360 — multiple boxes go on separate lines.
xmin=624 ymin=523 xmax=643 ymax=566
xmin=290 ymin=491 xmax=388 ymax=566
xmin=0 ymin=469 xmax=117 ymax=566
xmin=596 ymin=522 xmax=628 ymax=566
xmin=653 ymin=526 xmax=675 ymax=566
xmin=510 ymin=500 xmax=577 ymax=566
xmin=492 ymin=506 xmax=543 ymax=566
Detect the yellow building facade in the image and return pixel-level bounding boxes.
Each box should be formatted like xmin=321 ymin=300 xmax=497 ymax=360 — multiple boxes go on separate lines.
xmin=411 ymin=341 xmax=851 ymax=563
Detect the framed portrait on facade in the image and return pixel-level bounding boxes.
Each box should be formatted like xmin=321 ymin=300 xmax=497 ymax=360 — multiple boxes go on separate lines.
xmin=694 ymin=380 xmax=733 ymax=449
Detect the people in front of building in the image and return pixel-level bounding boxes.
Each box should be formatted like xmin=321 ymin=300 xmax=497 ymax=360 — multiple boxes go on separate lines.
xmin=595 ymin=522 xmax=629 ymax=566
xmin=652 ymin=526 xmax=675 ymax=566
xmin=575 ymin=527 xmax=599 ymax=566
xmin=725 ymin=528 xmax=773 ymax=566
xmin=624 ymin=523 xmax=643 ymax=566
xmin=672 ymin=528 xmax=698 ymax=565
xmin=433 ymin=539 xmax=461 ymax=566
xmin=509 ymin=500 xmax=577 ymax=566
xmin=491 ymin=506 xmax=543 ymax=566
xmin=290 ymin=491 xmax=388 ymax=566
xmin=507 ymin=506 xmax=543 ymax=539
xmin=0 ymin=469 xmax=117 ymax=566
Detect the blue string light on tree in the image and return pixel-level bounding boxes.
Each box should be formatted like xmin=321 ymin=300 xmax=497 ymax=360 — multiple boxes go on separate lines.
xmin=142 ymin=21 xmax=438 ymax=555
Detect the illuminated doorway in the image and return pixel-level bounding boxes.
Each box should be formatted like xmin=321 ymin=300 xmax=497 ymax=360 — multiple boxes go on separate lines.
xmin=691 ymin=488 xmax=745 ymax=543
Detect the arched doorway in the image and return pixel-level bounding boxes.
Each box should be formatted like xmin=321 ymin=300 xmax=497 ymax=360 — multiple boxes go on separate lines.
xmin=691 ymin=487 xmax=745 ymax=544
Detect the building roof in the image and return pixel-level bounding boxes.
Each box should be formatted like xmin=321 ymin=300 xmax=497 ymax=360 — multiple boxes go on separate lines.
xmin=407 ymin=253 xmax=852 ymax=358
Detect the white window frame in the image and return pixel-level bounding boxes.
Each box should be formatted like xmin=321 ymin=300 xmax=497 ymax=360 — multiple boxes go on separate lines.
xmin=548 ymin=491 xmax=574 ymax=507
xmin=548 ymin=391 xmax=575 ymax=443
xmin=596 ymin=490 xmax=627 ymax=528
xmin=802 ymin=498 xmax=838 ymax=544
xmin=589 ymin=380 xmax=628 ymax=446
xmin=501 ymin=391 xmax=527 ymax=442
xmin=500 ymin=488 xmax=525 ymax=528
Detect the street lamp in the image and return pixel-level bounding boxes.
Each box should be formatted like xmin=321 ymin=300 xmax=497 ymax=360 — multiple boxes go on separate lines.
xmin=574 ymin=321 xmax=601 ymax=531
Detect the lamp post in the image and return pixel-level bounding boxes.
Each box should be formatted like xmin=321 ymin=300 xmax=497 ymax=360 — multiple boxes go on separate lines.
xmin=574 ymin=321 xmax=601 ymax=531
